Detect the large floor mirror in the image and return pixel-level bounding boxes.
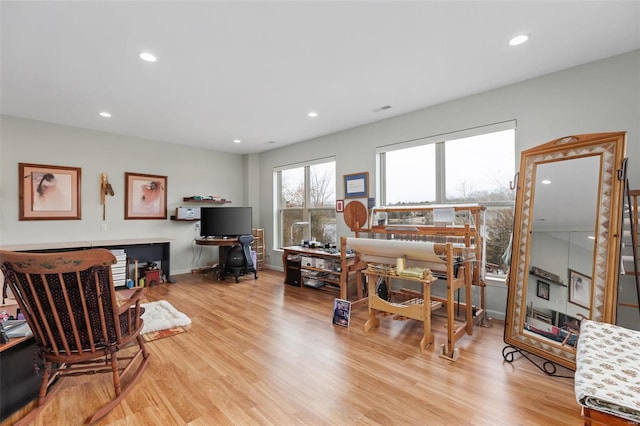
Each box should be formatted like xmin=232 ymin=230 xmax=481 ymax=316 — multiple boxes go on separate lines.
xmin=504 ymin=132 xmax=627 ymax=372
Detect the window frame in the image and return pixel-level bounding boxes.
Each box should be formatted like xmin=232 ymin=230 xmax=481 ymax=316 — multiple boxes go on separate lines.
xmin=376 ymin=121 xmax=516 ymax=206
xmin=377 ymin=121 xmax=517 ymax=280
xmin=274 ymin=157 xmax=337 ymax=249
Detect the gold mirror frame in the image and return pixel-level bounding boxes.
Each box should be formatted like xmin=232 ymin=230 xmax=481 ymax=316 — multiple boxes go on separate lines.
xmin=504 ymin=132 xmax=626 ymax=370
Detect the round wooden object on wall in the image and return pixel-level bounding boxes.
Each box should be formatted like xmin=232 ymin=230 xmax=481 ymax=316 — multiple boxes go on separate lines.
xmin=343 ymin=201 xmax=367 ymax=231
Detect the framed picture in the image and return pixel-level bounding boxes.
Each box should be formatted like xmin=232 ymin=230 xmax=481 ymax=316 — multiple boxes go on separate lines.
xmin=336 ymin=199 xmax=344 ymax=212
xmin=536 ymin=280 xmax=550 ymax=300
xmin=125 ymin=172 xmax=167 ymax=219
xmin=344 ymin=172 xmax=368 ymax=199
xmin=569 ymin=269 xmax=591 ymax=309
xmin=332 ymin=298 xmax=351 ymax=328
xmin=19 ymin=163 xmax=81 ymax=220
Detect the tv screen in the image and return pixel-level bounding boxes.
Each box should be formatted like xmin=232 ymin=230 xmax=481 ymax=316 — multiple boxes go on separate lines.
xmin=200 ymin=207 xmax=252 ymax=238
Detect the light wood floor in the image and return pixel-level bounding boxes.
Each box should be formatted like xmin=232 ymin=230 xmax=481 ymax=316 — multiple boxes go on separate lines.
xmin=4 ymin=269 xmax=584 ymax=426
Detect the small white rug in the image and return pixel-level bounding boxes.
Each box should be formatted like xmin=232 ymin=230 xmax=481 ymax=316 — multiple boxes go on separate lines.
xmin=140 ymin=300 xmax=192 ymax=334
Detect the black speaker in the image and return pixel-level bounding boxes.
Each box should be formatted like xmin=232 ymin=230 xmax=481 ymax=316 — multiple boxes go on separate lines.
xmin=285 ymin=257 xmax=301 ymax=286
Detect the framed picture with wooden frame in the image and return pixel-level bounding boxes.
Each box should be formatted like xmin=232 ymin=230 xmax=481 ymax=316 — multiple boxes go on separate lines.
xmin=344 ymin=172 xmax=368 ymax=199
xmin=125 ymin=172 xmax=167 ymax=220
xmin=569 ymin=269 xmax=592 ymax=309
xmin=19 ymin=162 xmax=81 ymax=220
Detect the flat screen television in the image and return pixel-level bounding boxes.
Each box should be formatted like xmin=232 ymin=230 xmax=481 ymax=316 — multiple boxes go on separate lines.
xmin=200 ymin=206 xmax=252 ymax=238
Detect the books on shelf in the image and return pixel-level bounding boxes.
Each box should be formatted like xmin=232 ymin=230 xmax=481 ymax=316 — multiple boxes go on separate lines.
xmin=110 ymin=249 xmax=127 ymax=287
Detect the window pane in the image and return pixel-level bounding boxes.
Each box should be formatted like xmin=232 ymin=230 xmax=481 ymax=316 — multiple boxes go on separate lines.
xmin=484 ymin=205 xmax=515 ymax=274
xmin=310 ymin=162 xmax=336 ymax=207
xmin=281 ymin=167 xmax=304 ymax=207
xmin=445 ymin=129 xmax=515 ymax=203
xmin=276 ymin=159 xmax=336 ymax=248
xmin=385 ymin=144 xmax=436 ymax=204
xmin=282 ymin=209 xmax=305 ymax=246
xmin=310 ymin=208 xmax=336 ymax=244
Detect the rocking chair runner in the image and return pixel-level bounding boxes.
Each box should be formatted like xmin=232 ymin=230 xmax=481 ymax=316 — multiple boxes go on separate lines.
xmin=0 ymin=249 xmax=150 ymax=425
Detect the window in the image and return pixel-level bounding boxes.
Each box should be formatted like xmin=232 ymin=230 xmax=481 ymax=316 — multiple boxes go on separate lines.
xmin=379 ymin=123 xmax=516 ymax=274
xmin=275 ymin=159 xmax=336 ymax=248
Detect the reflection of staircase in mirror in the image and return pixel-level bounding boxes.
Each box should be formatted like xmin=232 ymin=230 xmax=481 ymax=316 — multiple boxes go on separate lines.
xmin=617 ymin=186 xmax=640 ymax=330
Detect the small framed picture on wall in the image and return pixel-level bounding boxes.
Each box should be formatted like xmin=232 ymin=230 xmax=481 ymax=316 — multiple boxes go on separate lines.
xmin=344 ymin=172 xmax=368 ymax=199
xmin=537 ymin=280 xmax=550 ymax=300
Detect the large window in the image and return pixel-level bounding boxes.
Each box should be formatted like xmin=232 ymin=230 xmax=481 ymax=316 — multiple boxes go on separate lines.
xmin=379 ymin=123 xmax=516 ymax=273
xmin=275 ymin=158 xmax=336 ymax=248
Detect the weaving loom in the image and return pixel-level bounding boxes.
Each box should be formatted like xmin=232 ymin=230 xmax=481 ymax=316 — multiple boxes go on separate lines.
xmin=346 ymin=237 xmax=474 ymax=360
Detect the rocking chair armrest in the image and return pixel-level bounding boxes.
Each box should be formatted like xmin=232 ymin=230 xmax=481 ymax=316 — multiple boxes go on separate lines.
xmin=116 ymin=288 xmax=146 ymax=314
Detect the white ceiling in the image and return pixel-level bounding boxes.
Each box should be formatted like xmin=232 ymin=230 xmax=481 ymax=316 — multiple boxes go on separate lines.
xmin=1 ymin=1 xmax=639 ymax=155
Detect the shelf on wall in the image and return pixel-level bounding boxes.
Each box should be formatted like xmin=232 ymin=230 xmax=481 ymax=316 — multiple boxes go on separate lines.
xmin=182 ymin=197 xmax=231 ymax=204
xmin=530 ymin=272 xmax=566 ymax=287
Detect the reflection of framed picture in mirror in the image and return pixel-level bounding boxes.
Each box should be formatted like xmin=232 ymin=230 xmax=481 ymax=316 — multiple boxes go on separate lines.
xmin=536 ymin=280 xmax=550 ymax=300
xmin=569 ymin=269 xmax=591 ymax=309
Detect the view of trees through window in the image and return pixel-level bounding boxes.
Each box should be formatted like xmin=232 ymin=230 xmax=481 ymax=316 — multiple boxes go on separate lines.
xmin=278 ymin=160 xmax=336 ymax=247
xmin=382 ymin=128 xmax=515 ymax=273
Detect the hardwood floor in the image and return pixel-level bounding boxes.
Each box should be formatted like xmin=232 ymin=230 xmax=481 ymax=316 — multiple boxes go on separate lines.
xmin=3 ymin=269 xmax=584 ymax=425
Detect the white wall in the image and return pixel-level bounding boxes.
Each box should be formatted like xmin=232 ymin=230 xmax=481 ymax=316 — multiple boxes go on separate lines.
xmin=256 ymin=50 xmax=640 ymax=320
xmin=528 ymin=232 xmax=592 ymax=319
xmin=0 ymin=116 xmax=246 ymax=274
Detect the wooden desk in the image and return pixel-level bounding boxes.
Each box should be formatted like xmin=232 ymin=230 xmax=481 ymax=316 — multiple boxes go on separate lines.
xmin=281 ymin=243 xmax=366 ymax=305
xmin=195 ymin=238 xmax=240 ymax=279
xmin=0 ymin=238 xmax=174 ymax=284
xmin=196 ymin=238 xmax=240 ymax=266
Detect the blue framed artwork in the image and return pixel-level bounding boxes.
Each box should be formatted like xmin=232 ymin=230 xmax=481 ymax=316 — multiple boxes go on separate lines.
xmin=344 ymin=172 xmax=368 ymax=199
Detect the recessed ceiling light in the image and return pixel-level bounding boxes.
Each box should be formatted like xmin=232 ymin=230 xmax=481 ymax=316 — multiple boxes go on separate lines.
xmin=588 ymin=235 xmax=596 ymax=240
xmin=233 ymin=139 xmax=241 ymax=144
xmin=139 ymin=52 xmax=157 ymax=62
xmin=509 ymin=34 xmax=530 ymax=46
xmin=99 ymin=112 xmax=111 ymax=118
xmin=541 ymin=179 xmax=551 ymax=184
xmin=307 ymin=112 xmax=318 ymax=118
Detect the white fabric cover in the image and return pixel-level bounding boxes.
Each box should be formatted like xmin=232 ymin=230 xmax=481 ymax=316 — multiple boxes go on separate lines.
xmin=575 ymin=319 xmax=640 ymax=423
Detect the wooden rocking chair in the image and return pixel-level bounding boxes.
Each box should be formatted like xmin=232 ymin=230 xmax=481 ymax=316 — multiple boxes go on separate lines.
xmin=0 ymin=249 xmax=150 ymax=424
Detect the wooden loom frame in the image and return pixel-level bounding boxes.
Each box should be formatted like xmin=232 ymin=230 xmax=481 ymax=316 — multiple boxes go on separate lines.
xmin=355 ymin=204 xmax=488 ymax=328
xmin=353 ymin=239 xmax=473 ymax=361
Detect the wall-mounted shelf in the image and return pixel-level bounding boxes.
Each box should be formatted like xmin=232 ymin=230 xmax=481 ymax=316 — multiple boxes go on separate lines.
xmin=530 ymin=272 xmax=566 ymax=287
xmin=171 ymin=197 xmax=231 ymax=220
xmin=182 ymin=197 xmax=231 ymax=204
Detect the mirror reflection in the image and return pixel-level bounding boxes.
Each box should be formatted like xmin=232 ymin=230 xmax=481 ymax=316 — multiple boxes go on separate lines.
xmin=523 ymin=157 xmax=599 ymax=348
xmin=505 ymin=132 xmax=627 ymax=371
